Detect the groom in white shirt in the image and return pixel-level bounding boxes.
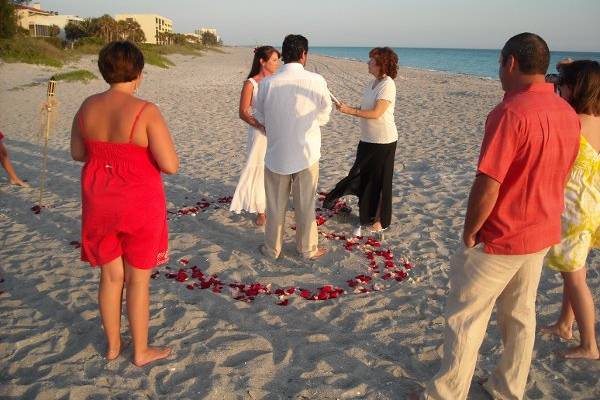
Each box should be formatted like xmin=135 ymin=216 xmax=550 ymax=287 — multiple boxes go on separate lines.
xmin=254 ymin=34 xmax=333 ymax=260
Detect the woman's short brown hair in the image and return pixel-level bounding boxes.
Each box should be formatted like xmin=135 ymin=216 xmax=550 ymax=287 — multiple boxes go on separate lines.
xmin=561 ymin=60 xmax=600 ymax=116
xmin=369 ymin=47 xmax=399 ymax=79
xmin=98 ymin=41 xmax=144 ymax=84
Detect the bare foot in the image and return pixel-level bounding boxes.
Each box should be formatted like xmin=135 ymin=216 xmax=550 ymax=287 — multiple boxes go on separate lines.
xmin=255 ymin=213 xmax=266 ymax=226
xmin=105 ymin=341 xmax=122 ymax=361
xmin=10 ymin=178 xmax=30 ymax=187
xmin=105 ymin=340 xmax=131 ymax=361
xmin=306 ymin=247 xmax=327 ymax=260
xmin=366 ymin=222 xmax=385 ymax=232
xmin=106 ymin=347 xmax=121 ymax=361
xmin=540 ymin=323 xmax=573 ymax=340
xmin=133 ymin=346 xmax=171 ymax=367
xmin=562 ymin=345 xmax=600 ymax=360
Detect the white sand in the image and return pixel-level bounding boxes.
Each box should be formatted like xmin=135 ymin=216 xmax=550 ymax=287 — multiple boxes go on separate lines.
xmin=0 ymin=47 xmax=598 ymax=399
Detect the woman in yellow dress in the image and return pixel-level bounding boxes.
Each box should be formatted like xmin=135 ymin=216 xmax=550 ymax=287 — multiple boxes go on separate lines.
xmin=543 ymin=60 xmax=600 ymax=360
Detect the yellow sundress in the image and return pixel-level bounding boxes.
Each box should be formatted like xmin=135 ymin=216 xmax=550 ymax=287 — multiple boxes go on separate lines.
xmin=547 ymin=135 xmax=600 ymax=272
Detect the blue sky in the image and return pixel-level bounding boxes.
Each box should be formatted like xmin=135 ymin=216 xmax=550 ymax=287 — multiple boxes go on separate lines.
xmin=38 ymin=0 xmax=600 ymax=51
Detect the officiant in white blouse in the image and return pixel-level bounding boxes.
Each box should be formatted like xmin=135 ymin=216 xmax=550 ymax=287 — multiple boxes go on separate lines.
xmin=323 ymin=47 xmax=399 ymax=235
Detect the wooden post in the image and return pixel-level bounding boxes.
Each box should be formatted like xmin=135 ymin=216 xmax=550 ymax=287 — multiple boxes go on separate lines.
xmin=38 ymin=78 xmax=56 ymax=207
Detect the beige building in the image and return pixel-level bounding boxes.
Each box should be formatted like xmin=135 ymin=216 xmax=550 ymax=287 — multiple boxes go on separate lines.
xmin=195 ymin=28 xmax=220 ymax=42
xmin=15 ymin=2 xmax=82 ymax=39
xmin=115 ymin=14 xmax=173 ymax=45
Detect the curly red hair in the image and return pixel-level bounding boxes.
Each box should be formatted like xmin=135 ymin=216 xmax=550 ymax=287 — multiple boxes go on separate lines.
xmin=369 ymin=47 xmax=398 ymax=79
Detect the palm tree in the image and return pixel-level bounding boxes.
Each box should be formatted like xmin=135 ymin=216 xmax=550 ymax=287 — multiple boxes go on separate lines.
xmin=95 ymin=14 xmax=117 ymax=43
xmin=201 ymin=31 xmax=218 ymax=46
xmin=117 ymin=19 xmax=145 ymax=43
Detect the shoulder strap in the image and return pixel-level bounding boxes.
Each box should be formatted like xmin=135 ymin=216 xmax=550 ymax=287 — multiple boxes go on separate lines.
xmin=129 ymin=102 xmax=150 ymax=143
xmin=247 ymin=78 xmax=258 ymax=89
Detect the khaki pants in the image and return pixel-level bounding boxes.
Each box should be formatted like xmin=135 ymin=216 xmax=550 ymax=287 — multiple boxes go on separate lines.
xmin=263 ymin=162 xmax=319 ymax=258
xmin=424 ymin=244 xmax=549 ymax=400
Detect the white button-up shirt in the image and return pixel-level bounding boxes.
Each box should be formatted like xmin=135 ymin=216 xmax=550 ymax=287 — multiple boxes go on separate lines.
xmin=254 ymin=63 xmax=332 ymax=175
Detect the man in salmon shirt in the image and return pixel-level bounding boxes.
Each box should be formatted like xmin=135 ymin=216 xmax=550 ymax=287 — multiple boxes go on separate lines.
xmin=420 ymin=33 xmax=580 ymax=400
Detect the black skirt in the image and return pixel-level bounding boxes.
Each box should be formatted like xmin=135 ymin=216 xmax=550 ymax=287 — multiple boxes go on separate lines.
xmin=324 ymin=140 xmax=397 ymax=229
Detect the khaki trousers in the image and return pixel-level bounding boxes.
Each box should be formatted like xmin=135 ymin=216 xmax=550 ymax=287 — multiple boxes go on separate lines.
xmin=424 ymin=244 xmax=549 ymax=400
xmin=263 ymin=162 xmax=319 ymax=258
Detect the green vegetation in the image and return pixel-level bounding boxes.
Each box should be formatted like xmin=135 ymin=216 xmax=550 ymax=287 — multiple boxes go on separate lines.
xmin=0 ymin=34 xmax=215 ymax=68
xmin=8 ymin=81 xmax=42 ymax=91
xmin=138 ymin=45 xmax=175 ymax=68
xmin=137 ymin=42 xmax=208 ymax=68
xmin=9 ymin=69 xmax=96 ymax=91
xmin=0 ymin=5 xmax=223 ymax=68
xmin=53 ymin=69 xmax=97 ymax=82
xmin=70 ymin=36 xmax=104 ymax=55
xmin=64 ymin=14 xmax=145 ymax=43
xmin=144 ymin=42 xmax=204 ymax=56
xmin=0 ymin=35 xmax=66 ymax=66
xmin=0 ymin=0 xmax=18 ymax=38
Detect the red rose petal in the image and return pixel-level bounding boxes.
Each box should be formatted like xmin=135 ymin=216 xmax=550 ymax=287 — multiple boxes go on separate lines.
xmin=200 ymin=281 xmax=211 ymax=289
xmin=175 ymin=269 xmax=189 ymax=282
xmin=192 ymin=269 xmax=204 ymax=279
xmin=285 ymin=287 xmax=296 ymax=295
xmin=277 ymin=299 xmax=289 ymax=306
xmin=168 ymin=194 xmax=412 ymax=305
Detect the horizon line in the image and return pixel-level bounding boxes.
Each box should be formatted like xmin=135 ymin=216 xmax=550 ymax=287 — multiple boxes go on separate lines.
xmin=231 ymin=44 xmax=600 ymax=53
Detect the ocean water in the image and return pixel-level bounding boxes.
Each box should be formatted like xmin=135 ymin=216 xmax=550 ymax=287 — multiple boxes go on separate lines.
xmin=310 ymin=47 xmax=600 ymax=79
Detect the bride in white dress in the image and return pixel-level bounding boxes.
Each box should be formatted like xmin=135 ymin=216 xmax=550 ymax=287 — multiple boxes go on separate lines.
xmin=230 ymin=46 xmax=280 ymax=225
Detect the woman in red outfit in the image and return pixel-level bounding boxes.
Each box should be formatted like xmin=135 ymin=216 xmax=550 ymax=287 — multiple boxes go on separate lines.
xmin=70 ymin=41 xmax=178 ymax=367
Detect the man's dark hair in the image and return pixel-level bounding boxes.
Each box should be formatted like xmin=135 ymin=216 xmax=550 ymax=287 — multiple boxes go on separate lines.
xmin=281 ymin=34 xmax=308 ymax=63
xmin=98 ymin=40 xmax=144 ymax=84
xmin=500 ymin=33 xmax=550 ymax=75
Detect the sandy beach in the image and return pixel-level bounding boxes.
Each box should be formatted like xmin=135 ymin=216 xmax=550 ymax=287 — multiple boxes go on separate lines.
xmin=1 ymin=47 xmax=599 ymax=399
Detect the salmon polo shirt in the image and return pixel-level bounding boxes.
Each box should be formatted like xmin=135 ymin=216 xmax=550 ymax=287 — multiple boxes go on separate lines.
xmin=477 ymin=82 xmax=580 ymax=255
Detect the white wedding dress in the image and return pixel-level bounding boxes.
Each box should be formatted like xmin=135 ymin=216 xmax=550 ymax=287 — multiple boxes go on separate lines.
xmin=230 ymin=78 xmax=267 ymax=214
